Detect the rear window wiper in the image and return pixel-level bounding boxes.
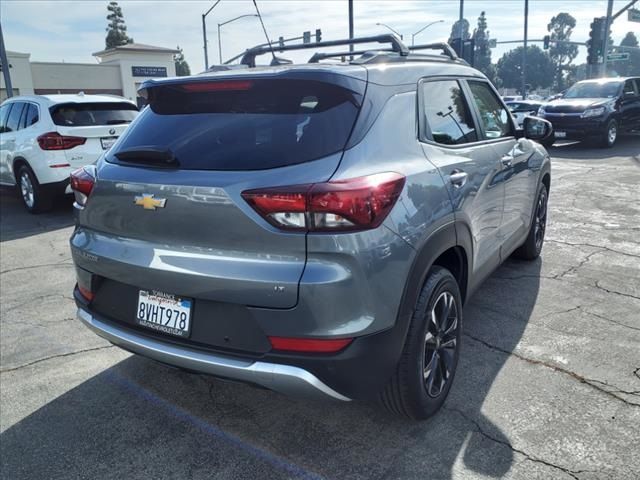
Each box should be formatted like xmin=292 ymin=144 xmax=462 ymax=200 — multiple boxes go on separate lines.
xmin=114 ymin=147 xmax=179 ymax=168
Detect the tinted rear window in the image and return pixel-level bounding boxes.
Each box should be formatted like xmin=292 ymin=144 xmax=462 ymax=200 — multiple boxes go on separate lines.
xmin=109 ymin=79 xmax=361 ymax=171
xmin=50 ymin=102 xmax=138 ymax=126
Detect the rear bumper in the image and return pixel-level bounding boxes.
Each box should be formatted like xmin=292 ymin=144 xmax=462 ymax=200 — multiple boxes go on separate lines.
xmin=77 ymin=306 xmax=351 ymax=401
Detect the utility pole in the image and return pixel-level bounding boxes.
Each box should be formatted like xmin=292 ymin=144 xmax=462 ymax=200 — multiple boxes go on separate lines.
xmin=602 ymin=0 xmax=614 ymax=76
xmin=0 ymin=23 xmax=13 ymax=98
xmin=522 ymin=0 xmax=529 ymax=99
xmin=202 ymin=0 xmax=221 ymax=71
xmin=348 ymin=0 xmax=354 ymax=57
xmin=458 ymin=0 xmax=464 ymax=41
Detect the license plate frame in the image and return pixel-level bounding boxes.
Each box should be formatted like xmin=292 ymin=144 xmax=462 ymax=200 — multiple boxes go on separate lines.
xmin=135 ymin=290 xmax=193 ymax=338
xmin=100 ymin=137 xmax=118 ymax=150
xmin=554 ymin=131 xmax=567 ymax=138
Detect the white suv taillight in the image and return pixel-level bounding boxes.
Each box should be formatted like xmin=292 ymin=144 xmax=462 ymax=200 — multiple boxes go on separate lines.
xmin=242 ymin=172 xmax=405 ymax=232
xmin=37 ymin=132 xmax=86 ymax=150
xmin=70 ymin=166 xmax=96 ymax=207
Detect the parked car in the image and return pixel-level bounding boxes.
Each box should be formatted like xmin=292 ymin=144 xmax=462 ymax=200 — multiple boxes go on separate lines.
xmin=70 ymin=36 xmax=552 ymax=419
xmin=502 ymin=95 xmax=523 ymax=102
xmin=0 ymin=93 xmax=138 ymax=212
xmin=506 ymin=100 xmax=545 ymax=127
xmin=537 ymin=77 xmax=640 ymax=147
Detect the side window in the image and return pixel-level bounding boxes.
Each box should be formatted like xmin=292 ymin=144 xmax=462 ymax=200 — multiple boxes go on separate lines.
xmin=0 ymin=104 xmax=10 ymax=133
xmin=5 ymin=102 xmax=25 ymax=133
xmin=421 ymin=80 xmax=477 ymax=145
xmin=467 ymin=81 xmax=513 ymax=140
xmin=23 ymin=104 xmax=39 ymax=128
xmin=623 ymin=80 xmax=638 ymax=96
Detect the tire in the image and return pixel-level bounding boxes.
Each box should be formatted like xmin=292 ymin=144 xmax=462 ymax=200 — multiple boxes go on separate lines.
xmin=16 ymin=165 xmax=53 ymax=214
xmin=599 ymin=119 xmax=617 ymax=148
xmin=380 ymin=266 xmax=462 ymax=420
xmin=513 ymin=184 xmax=548 ymax=260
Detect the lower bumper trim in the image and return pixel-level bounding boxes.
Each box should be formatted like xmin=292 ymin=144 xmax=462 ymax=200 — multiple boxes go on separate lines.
xmin=77 ymin=308 xmax=350 ymax=401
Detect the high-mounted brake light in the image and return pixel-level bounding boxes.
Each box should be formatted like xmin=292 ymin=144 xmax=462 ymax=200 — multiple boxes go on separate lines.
xmin=180 ymin=80 xmax=254 ymax=93
xmin=37 ymin=132 xmax=86 ymax=150
xmin=268 ymin=336 xmax=353 ymax=353
xmin=242 ymin=172 xmax=405 ymax=232
xmin=70 ymin=166 xmax=96 ymax=207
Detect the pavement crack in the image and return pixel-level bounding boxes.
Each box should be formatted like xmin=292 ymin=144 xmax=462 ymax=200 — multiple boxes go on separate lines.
xmin=0 ymin=262 xmax=74 ymax=275
xmin=0 ymin=345 xmax=115 ymax=373
xmin=556 ymin=248 xmax=606 ymax=279
xmin=445 ymin=407 xmax=585 ymax=480
xmin=1 ymin=294 xmax=75 ymax=313
xmin=464 ymin=333 xmax=640 ymax=407
xmin=579 ymin=308 xmax=640 ymax=332
xmin=546 ymin=239 xmax=640 ymax=260
xmin=593 ymin=281 xmax=640 ymax=301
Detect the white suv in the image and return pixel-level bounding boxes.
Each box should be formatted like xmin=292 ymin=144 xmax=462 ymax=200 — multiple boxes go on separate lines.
xmin=0 ymin=93 xmax=138 ymax=212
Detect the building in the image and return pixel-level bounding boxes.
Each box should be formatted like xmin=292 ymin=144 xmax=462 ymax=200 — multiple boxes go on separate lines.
xmin=1 ymin=43 xmax=179 ymax=106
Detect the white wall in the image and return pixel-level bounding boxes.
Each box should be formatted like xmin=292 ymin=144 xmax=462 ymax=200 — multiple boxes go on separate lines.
xmin=1 ymin=52 xmax=34 ymax=101
xmin=31 ymin=62 xmax=122 ymax=94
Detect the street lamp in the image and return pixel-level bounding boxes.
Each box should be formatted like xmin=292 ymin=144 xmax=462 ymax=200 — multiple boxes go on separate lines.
xmin=218 ymin=14 xmax=259 ymax=64
xmin=202 ymin=0 xmax=221 ymax=71
xmin=411 ymin=20 xmax=444 ymax=46
xmin=376 ymin=22 xmax=403 ymax=40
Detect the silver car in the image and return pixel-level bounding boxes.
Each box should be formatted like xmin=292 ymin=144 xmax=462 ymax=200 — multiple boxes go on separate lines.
xmin=70 ymin=36 xmax=552 ymax=419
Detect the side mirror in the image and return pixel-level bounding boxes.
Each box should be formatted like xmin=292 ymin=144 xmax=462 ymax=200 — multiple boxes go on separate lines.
xmin=522 ymin=116 xmax=553 ymax=142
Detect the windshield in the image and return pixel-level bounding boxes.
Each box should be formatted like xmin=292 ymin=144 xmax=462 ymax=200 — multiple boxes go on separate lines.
xmin=50 ymin=102 xmax=138 ymax=126
xmin=563 ymin=82 xmax=622 ymax=99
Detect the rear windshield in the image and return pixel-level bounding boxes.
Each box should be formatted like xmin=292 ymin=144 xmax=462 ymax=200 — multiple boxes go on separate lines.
xmin=108 ymin=79 xmax=361 ymax=171
xmin=50 ymin=102 xmax=138 ymax=126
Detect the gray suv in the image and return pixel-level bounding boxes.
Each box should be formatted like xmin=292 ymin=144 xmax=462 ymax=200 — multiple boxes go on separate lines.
xmin=70 ymin=35 xmax=552 ymax=419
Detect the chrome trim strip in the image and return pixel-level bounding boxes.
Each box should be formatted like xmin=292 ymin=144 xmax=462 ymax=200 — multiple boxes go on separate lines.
xmin=77 ymin=308 xmax=351 ymax=401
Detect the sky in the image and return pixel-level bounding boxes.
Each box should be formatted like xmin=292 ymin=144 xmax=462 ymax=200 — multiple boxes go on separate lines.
xmin=1 ymin=0 xmax=639 ymax=72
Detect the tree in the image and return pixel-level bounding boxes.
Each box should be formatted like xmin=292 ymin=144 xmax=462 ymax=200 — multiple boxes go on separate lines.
xmin=496 ymin=46 xmax=555 ymax=91
xmin=174 ymin=46 xmax=191 ymax=76
xmin=547 ymin=13 xmax=578 ymax=91
xmin=448 ymin=18 xmax=471 ymax=44
xmin=105 ymin=1 xmax=133 ymax=49
xmin=613 ymin=32 xmax=640 ymax=77
xmin=472 ymin=11 xmax=496 ymax=83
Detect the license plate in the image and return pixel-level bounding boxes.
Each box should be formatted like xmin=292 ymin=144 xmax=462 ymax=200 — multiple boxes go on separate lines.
xmin=136 ymin=290 xmax=192 ymax=338
xmin=554 ymin=131 xmax=567 ymax=138
xmin=100 ymin=137 xmax=117 ymax=150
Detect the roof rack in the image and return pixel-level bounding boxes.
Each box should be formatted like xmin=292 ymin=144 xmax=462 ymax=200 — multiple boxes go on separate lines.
xmin=240 ymin=34 xmax=409 ymax=67
xmin=308 ymin=42 xmax=460 ymax=64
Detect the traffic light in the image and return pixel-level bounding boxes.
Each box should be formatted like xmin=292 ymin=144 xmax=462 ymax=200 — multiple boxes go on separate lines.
xmin=315 ymin=29 xmax=322 ymax=42
xmin=587 ymin=17 xmax=605 ymax=65
xmin=543 ymin=35 xmax=550 ymax=50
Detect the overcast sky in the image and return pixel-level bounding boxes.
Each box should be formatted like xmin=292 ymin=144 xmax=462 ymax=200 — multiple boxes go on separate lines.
xmin=2 ymin=0 xmax=638 ymax=71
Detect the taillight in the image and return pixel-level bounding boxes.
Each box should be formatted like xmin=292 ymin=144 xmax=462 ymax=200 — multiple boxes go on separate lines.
xmin=77 ymin=284 xmax=94 ymax=302
xmin=268 ymin=336 xmax=353 ymax=353
xmin=242 ymin=172 xmax=405 ymax=232
xmin=37 ymin=132 xmax=86 ymax=150
xmin=70 ymin=166 xmax=96 ymax=207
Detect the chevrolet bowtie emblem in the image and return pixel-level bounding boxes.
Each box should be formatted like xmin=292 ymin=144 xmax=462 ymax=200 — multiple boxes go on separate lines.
xmin=134 ymin=194 xmax=166 ymax=210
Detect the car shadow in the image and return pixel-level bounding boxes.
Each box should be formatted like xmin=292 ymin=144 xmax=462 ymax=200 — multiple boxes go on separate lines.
xmin=0 ymin=188 xmax=74 ymax=242
xmin=0 ymin=258 xmax=541 ymax=479
xmin=549 ymin=134 xmax=640 ymax=161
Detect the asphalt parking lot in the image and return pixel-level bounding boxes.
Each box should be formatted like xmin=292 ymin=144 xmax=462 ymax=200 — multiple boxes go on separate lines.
xmin=1 ymin=137 xmax=639 ymax=480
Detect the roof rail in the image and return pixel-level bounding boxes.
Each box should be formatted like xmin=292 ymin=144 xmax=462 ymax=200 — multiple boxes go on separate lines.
xmin=308 ymin=42 xmax=460 ymax=64
xmin=240 ymin=34 xmax=409 ymax=67
xmin=409 ymin=42 xmax=459 ymax=61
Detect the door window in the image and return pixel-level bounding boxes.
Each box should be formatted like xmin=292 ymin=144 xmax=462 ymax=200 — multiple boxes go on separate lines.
xmin=0 ymin=104 xmax=10 ymax=133
xmin=21 ymin=104 xmax=39 ymax=128
xmin=5 ymin=102 xmax=25 ymax=132
xmin=623 ymin=79 xmax=638 ymax=96
xmin=467 ymin=81 xmax=513 ymax=140
xmin=421 ymin=80 xmax=477 ymax=145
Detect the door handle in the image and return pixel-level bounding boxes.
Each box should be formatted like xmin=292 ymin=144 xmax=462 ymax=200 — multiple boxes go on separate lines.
xmin=449 ymin=170 xmax=468 ymax=188
xmin=501 ymin=155 xmax=513 ymax=167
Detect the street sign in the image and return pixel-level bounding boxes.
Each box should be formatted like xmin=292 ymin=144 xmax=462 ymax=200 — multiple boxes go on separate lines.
xmin=628 ymin=8 xmax=640 ymax=22
xmin=607 ymin=52 xmax=630 ymax=61
xmin=489 ymin=38 xmax=497 ymax=48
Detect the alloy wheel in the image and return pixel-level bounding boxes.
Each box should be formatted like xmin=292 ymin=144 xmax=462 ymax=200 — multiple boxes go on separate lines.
xmin=608 ymin=123 xmax=617 ymax=145
xmin=423 ymin=291 xmax=459 ymax=398
xmin=534 ymin=189 xmax=547 ymax=251
xmin=20 ymin=172 xmax=35 ymax=209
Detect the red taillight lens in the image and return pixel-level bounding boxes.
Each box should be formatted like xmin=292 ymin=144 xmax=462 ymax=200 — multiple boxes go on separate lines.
xmin=70 ymin=166 xmax=96 ymax=206
xmin=77 ymin=284 xmax=94 ymax=302
xmin=180 ymin=80 xmax=253 ymax=92
xmin=268 ymin=336 xmax=353 ymax=353
xmin=242 ymin=172 xmax=405 ymax=232
xmin=37 ymin=132 xmax=86 ymax=150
